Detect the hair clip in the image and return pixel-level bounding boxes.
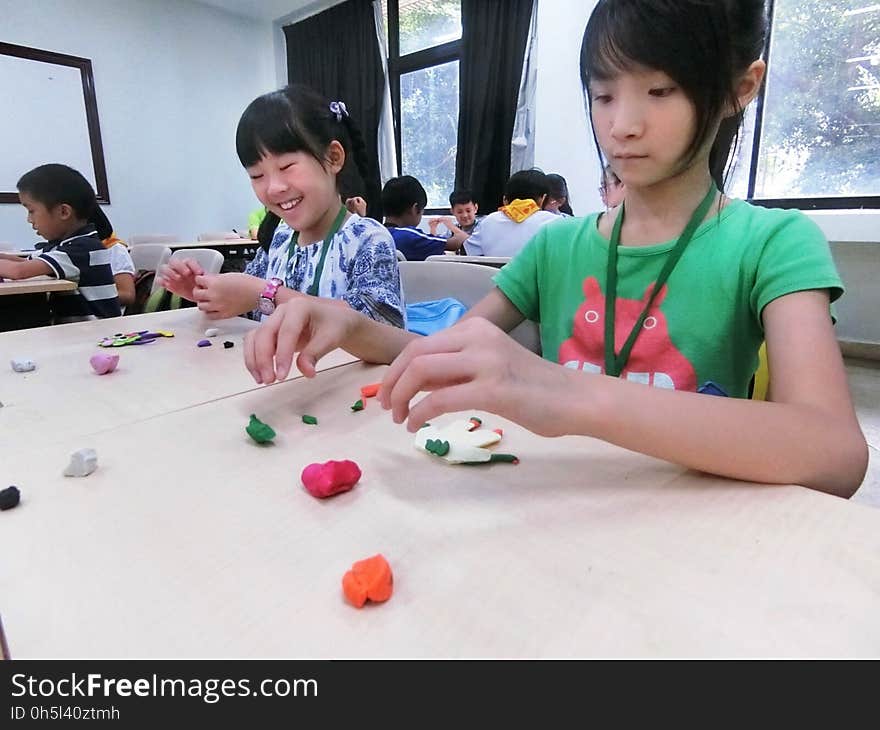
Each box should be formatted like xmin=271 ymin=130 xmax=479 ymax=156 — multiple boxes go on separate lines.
xmin=329 ymin=100 xmax=349 ymax=122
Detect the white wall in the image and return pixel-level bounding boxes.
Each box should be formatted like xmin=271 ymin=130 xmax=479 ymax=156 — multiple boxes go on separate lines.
xmin=0 ymin=0 xmax=276 ymax=247
xmin=533 ymin=0 xmax=879 ymax=345
xmin=533 ymin=0 xmax=601 ymax=215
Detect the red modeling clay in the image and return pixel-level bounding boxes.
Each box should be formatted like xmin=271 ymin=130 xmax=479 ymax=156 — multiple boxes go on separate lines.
xmin=360 ymin=382 xmax=381 ymax=399
xmin=342 ymin=554 xmax=393 ymax=608
xmin=301 ymin=459 xmax=361 ymax=498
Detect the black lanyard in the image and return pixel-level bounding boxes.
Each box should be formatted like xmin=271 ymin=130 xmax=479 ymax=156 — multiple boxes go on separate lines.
xmin=604 ymin=183 xmax=718 ymax=377
xmin=288 ymin=205 xmax=347 ymax=297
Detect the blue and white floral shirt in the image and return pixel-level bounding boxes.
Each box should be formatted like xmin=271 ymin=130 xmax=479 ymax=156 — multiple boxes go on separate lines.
xmin=245 ymin=214 xmax=406 ymax=328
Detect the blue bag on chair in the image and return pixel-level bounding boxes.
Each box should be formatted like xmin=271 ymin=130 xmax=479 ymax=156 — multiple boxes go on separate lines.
xmin=406 ymin=298 xmax=467 ymax=336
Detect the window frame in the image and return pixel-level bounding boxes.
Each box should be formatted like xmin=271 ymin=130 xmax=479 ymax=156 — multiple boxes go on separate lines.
xmin=746 ymin=0 xmax=879 ymax=210
xmin=386 ymin=0 xmax=462 ymax=213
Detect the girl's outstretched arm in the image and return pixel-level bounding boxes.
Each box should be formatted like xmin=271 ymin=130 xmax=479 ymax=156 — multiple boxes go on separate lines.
xmin=380 ymin=290 xmax=867 ymax=498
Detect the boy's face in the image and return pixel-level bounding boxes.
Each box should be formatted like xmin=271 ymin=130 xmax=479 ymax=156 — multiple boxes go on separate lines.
xmin=19 ymin=192 xmax=71 ymax=241
xmin=452 ymin=202 xmax=478 ymax=227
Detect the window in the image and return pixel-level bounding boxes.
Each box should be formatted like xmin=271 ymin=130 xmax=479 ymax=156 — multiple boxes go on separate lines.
xmin=384 ymin=0 xmax=462 ymax=209
xmin=728 ymin=0 xmax=879 ymax=209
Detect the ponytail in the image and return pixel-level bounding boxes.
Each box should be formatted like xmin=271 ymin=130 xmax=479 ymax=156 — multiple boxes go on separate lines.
xmin=89 ymin=200 xmax=114 ymax=240
xmin=338 ymin=113 xmax=370 ymax=199
xmin=257 ymin=211 xmax=282 ymax=253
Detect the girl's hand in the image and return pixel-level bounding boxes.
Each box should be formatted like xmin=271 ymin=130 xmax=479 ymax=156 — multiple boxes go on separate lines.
xmin=157 ymin=258 xmax=204 ymax=301
xmin=379 ymin=317 xmax=574 ymax=436
xmin=244 ymin=298 xmax=362 ymax=383
xmin=191 ymin=273 xmax=264 ymax=320
xmin=345 ymin=196 xmax=367 ymax=216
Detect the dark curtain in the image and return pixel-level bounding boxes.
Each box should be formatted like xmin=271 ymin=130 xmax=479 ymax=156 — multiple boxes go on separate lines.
xmin=454 ymin=0 xmax=535 ymax=212
xmin=284 ymin=0 xmax=384 ymax=219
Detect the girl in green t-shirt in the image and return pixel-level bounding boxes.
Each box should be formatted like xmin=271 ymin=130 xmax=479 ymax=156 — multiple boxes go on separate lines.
xmin=240 ymin=0 xmax=867 ymax=498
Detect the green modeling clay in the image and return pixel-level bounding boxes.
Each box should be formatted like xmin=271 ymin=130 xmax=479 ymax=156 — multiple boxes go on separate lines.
xmin=246 ymin=414 xmax=276 ymax=443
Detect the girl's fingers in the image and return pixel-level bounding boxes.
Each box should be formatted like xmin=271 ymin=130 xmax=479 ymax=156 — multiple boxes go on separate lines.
xmin=258 ymin=308 xmax=307 ymax=383
xmin=293 ymin=320 xmax=346 ymax=378
xmin=379 ymin=330 xmax=465 ymax=409
xmin=404 ymin=382 xmax=484 ymax=433
xmin=243 ymin=330 xmax=260 ymax=382
xmin=185 ymin=260 xmax=205 ymax=277
xmin=386 ymin=351 xmax=477 ymax=425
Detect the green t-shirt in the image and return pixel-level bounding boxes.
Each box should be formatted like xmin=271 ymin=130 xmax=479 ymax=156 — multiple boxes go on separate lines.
xmin=494 ymin=200 xmax=843 ymax=398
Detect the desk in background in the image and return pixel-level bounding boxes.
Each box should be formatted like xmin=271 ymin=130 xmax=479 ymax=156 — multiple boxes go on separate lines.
xmin=1 ymin=313 xmax=879 ymax=657
xmin=431 ymin=254 xmax=511 ymax=268
xmin=163 ymin=239 xmax=260 ymax=273
xmin=0 ymin=276 xmax=77 ymax=332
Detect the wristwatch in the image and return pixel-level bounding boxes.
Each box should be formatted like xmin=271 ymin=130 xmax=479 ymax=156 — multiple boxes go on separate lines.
xmin=258 ymin=277 xmax=283 ymax=315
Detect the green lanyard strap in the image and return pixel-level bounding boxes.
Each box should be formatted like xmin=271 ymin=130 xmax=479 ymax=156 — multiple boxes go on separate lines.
xmin=288 ymin=204 xmax=348 ymax=297
xmin=604 ymin=183 xmax=718 ymax=378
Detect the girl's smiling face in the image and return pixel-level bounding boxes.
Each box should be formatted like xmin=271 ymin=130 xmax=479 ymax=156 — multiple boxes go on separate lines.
xmin=247 ymin=143 xmax=345 ymax=242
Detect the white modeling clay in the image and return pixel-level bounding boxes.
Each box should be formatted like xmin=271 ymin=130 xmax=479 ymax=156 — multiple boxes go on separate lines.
xmin=63 ymin=448 xmax=98 ymax=477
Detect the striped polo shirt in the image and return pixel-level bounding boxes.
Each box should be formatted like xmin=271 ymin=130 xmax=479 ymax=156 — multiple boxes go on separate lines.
xmin=34 ymin=226 xmax=121 ymax=321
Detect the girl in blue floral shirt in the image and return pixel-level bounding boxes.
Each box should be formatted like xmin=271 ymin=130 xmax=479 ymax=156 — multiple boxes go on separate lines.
xmin=160 ymin=84 xmax=405 ymax=328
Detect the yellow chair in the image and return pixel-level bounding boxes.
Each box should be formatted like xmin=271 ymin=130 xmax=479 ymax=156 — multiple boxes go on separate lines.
xmin=751 ymin=342 xmax=770 ymax=401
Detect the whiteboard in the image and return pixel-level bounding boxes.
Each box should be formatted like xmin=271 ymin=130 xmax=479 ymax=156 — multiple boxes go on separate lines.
xmin=0 ymin=43 xmax=108 ymax=203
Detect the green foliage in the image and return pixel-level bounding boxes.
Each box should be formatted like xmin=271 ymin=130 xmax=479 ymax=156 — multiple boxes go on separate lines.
xmin=759 ymin=0 xmax=879 ymax=196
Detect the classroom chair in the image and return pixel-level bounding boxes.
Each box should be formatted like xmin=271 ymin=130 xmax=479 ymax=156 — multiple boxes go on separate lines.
xmin=168 ymin=248 xmax=225 ymax=276
xmin=396 ymin=249 xmax=407 ymax=262
xmin=751 ymin=342 xmax=770 ymax=401
xmin=398 ymin=260 xmax=540 ymax=354
xmin=197 ymin=231 xmax=244 ymax=241
xmin=130 ymin=244 xmax=172 ymax=274
xmin=129 ymin=234 xmax=181 ymax=246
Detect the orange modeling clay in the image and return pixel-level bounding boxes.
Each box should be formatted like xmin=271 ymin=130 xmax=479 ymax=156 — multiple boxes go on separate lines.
xmin=360 ymin=382 xmax=381 ymax=399
xmin=342 ymin=554 xmax=393 ymax=608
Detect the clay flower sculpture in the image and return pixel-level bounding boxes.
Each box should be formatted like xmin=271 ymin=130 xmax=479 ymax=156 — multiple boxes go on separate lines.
xmin=414 ymin=417 xmax=518 ymax=464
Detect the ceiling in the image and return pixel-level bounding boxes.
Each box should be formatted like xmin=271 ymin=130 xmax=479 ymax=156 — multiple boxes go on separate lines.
xmin=194 ymin=0 xmax=323 ymax=22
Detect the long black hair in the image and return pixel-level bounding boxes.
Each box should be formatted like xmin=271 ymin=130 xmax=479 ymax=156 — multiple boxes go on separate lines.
xmin=580 ymin=0 xmax=767 ymax=191
xmin=236 ymin=84 xmax=371 ymax=251
xmin=546 ymin=173 xmax=574 ymax=215
xmin=17 ymin=163 xmax=113 ymax=239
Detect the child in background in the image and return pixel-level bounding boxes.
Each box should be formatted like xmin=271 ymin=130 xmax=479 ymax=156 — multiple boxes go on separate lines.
xmin=247 ymin=206 xmax=267 ymax=240
xmin=160 ymin=84 xmax=405 ymax=327
xmin=242 ymin=0 xmax=866 ymax=497
xmin=382 ymin=176 xmax=468 ymax=260
xmin=544 ymin=173 xmax=574 ymax=216
xmin=464 ymin=169 xmax=558 ymax=257
xmin=600 ymin=164 xmax=625 ymax=208
xmin=448 ymin=189 xmax=483 ymax=235
xmin=0 ymin=164 xmax=121 ymax=321
xmin=100 ymin=230 xmax=136 ymax=310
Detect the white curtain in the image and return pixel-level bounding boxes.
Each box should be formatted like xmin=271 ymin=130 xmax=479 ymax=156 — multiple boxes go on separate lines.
xmin=373 ymin=0 xmax=398 ymax=184
xmin=510 ymin=0 xmax=539 ymax=174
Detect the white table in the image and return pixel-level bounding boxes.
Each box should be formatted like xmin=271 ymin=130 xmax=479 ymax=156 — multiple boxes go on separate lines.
xmin=2 ymin=350 xmax=879 ymax=658
xmin=0 ymin=309 xmax=357 ymax=448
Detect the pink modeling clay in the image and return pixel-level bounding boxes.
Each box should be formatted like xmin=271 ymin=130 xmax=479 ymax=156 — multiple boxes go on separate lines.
xmin=90 ymin=354 xmax=119 ymax=375
xmin=301 ymin=460 xmax=361 ymax=499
